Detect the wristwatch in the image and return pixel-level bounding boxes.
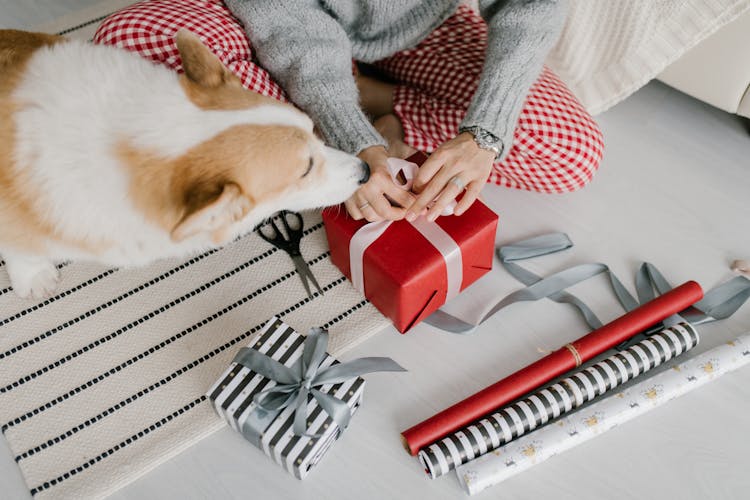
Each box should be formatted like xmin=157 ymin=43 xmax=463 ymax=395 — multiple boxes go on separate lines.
xmin=459 ymin=126 xmax=503 ymax=158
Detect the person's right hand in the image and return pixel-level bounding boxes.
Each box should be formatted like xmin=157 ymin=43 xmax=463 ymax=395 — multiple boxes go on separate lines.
xmin=344 ymin=145 xmax=416 ymax=222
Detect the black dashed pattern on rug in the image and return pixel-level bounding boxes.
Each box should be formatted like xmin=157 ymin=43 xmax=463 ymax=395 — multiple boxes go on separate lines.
xmin=0 ymin=208 xmax=387 ymax=499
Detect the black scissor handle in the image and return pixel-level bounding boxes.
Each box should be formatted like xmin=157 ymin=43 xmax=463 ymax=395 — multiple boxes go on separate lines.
xmin=256 ymin=218 xmax=282 ymax=244
xmin=279 ymin=211 xmax=303 ymax=235
xmin=256 ymin=211 xmax=304 ymax=254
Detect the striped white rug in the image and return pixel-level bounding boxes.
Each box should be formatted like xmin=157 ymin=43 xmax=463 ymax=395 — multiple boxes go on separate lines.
xmin=0 ymin=4 xmax=389 ymax=498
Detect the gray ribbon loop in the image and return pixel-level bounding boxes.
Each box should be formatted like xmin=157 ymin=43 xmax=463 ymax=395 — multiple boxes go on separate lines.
xmin=497 ymin=233 xmax=637 ymax=331
xmin=302 ymin=327 xmax=329 ymax=382
xmin=425 ymin=232 xmax=750 ymax=335
xmin=689 ymin=276 xmax=750 ymax=324
xmin=428 ymin=262 xmax=616 ymax=333
xmin=497 ymin=232 xmax=573 ymax=262
xmin=636 ymin=262 xmax=673 ymax=303
xmin=234 ymin=327 xmax=406 ymax=437
xmin=634 ymin=262 xmax=684 ymax=328
xmin=311 ymin=357 xmax=406 ymax=386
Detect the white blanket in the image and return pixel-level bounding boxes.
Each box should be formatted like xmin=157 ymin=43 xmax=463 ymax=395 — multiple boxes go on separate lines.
xmin=546 ymin=0 xmax=750 ymax=114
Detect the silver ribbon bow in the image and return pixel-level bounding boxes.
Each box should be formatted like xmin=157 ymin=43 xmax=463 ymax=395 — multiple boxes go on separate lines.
xmin=233 ymin=327 xmax=406 ymax=436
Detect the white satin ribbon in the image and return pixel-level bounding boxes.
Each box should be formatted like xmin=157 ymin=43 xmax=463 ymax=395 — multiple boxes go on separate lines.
xmin=349 ymin=158 xmax=463 ymax=303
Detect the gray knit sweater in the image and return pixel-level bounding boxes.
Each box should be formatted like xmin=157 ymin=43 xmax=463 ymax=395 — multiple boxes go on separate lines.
xmin=225 ymin=0 xmax=566 ymax=158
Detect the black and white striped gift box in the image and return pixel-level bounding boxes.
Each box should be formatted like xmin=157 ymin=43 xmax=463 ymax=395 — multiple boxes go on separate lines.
xmin=207 ymin=317 xmax=365 ymax=479
xmin=418 ymin=322 xmax=699 ymax=478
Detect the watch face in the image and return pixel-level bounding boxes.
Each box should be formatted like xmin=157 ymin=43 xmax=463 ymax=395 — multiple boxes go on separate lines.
xmin=476 ymin=133 xmax=498 ymax=150
xmin=478 ymin=130 xmax=498 ymax=145
xmin=460 ymin=127 xmax=501 ymax=156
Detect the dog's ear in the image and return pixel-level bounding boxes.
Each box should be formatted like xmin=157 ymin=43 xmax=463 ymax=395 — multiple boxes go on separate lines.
xmin=171 ymin=182 xmax=253 ymax=244
xmin=175 ymin=29 xmax=234 ymax=88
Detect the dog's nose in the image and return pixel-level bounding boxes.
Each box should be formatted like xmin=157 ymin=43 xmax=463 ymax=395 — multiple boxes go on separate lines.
xmin=358 ymin=161 xmax=370 ymax=184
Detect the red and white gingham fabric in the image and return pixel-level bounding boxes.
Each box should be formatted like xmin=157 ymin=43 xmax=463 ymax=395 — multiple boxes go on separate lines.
xmin=94 ymin=0 xmax=286 ymax=101
xmin=374 ymin=5 xmax=603 ymax=193
xmin=94 ymin=0 xmax=603 ymax=193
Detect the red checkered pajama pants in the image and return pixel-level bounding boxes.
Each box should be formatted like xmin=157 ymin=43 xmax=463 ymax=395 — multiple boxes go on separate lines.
xmin=94 ymin=0 xmax=603 ymax=193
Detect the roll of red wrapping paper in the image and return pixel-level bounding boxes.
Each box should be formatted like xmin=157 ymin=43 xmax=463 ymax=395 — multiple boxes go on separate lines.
xmin=401 ymin=280 xmax=703 ymax=455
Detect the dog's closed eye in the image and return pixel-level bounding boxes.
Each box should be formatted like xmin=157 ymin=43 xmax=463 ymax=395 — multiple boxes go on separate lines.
xmin=301 ymin=156 xmax=314 ymax=178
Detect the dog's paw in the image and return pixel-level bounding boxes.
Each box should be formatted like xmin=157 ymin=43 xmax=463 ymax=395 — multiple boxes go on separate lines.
xmin=4 ymin=254 xmax=60 ymax=299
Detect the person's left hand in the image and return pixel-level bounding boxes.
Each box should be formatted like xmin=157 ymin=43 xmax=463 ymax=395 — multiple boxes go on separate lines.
xmin=405 ymin=132 xmax=495 ymax=222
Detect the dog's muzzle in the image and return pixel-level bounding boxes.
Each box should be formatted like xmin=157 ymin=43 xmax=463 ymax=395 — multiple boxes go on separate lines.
xmin=358 ymin=161 xmax=371 ymax=184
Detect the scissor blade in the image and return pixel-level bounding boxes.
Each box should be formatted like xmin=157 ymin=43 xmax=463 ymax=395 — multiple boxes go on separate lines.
xmin=292 ymin=256 xmax=323 ymax=298
xmin=304 ymin=263 xmax=324 ymax=295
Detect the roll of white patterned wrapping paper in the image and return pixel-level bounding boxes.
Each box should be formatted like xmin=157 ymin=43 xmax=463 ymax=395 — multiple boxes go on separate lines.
xmin=419 ymin=323 xmax=699 ymax=478
xmin=455 ymin=333 xmax=750 ymax=495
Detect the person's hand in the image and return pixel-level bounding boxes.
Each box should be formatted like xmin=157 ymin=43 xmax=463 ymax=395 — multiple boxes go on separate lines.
xmin=406 ymin=132 xmax=495 ymax=222
xmin=344 ymin=145 xmax=416 ymax=222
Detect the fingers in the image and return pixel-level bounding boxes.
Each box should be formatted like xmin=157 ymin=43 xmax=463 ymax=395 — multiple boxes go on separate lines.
xmin=383 ymin=181 xmax=416 ymax=210
xmin=454 ymin=180 xmax=483 ymax=216
xmin=353 ymin=192 xmax=384 ymax=223
xmin=369 ymin=192 xmax=405 ymax=220
xmin=346 ymin=169 xmax=410 ymax=222
xmin=346 ymin=191 xmax=385 ymax=222
xmin=412 ymin=152 xmax=445 ymax=193
xmin=425 ymin=175 xmax=464 ymax=222
xmin=363 ymin=166 xmax=413 ymax=220
xmin=344 ymin=197 xmax=364 ymax=221
xmin=347 ymin=140 xmax=490 ymax=224
xmin=406 ymin=161 xmax=457 ymax=221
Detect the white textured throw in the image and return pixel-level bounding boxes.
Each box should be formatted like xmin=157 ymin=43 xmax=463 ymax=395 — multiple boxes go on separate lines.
xmin=0 ymin=208 xmax=387 ymax=498
xmin=546 ymin=0 xmax=750 ymax=114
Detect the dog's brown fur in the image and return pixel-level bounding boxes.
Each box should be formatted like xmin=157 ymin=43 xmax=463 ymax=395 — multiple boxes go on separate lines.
xmin=119 ymin=30 xmax=320 ymax=244
xmin=119 ymin=123 xmax=322 ymax=240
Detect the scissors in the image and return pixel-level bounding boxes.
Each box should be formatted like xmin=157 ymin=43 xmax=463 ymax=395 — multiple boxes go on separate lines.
xmin=256 ymin=211 xmax=323 ymax=298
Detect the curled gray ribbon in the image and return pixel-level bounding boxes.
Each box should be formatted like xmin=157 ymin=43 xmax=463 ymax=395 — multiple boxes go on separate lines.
xmin=233 ymin=327 xmax=406 ymax=437
xmin=426 ymin=232 xmax=750 ymax=334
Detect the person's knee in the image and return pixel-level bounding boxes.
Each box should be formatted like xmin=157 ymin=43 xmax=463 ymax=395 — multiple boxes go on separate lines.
xmin=563 ymin=116 xmax=604 ymax=192
xmin=519 ymin=114 xmax=604 ymax=194
xmin=93 ymin=7 xmax=152 ymax=47
xmin=512 ymin=68 xmax=605 ymax=193
xmin=93 ymin=0 xmax=288 ymax=103
xmin=93 ymin=12 xmax=124 ymax=45
xmin=93 ymin=0 xmax=225 ymax=73
xmin=93 ymin=5 xmax=165 ymax=52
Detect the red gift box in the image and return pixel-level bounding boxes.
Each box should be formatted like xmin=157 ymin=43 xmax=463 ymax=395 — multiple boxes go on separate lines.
xmin=322 ymin=154 xmax=499 ymax=333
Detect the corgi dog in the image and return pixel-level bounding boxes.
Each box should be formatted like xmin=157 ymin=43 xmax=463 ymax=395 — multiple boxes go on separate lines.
xmin=0 ymin=29 xmax=369 ymax=299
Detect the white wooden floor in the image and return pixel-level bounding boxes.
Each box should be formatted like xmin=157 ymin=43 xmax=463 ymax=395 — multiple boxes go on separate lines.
xmin=2 ymin=5 xmax=750 ymax=499
xmin=0 ymin=0 xmax=104 ymax=30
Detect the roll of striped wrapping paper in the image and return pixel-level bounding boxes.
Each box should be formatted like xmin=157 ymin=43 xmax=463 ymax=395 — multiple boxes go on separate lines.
xmin=456 ymin=331 xmax=750 ymax=495
xmin=418 ymin=322 xmax=699 ymax=478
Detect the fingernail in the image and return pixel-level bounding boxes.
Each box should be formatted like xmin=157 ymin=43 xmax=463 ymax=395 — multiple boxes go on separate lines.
xmin=405 ymin=211 xmax=416 ymax=222
xmin=427 ymin=212 xmax=438 ymax=222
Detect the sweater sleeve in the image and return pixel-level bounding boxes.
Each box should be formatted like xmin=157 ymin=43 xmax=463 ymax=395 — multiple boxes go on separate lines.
xmin=461 ymin=0 xmax=567 ymax=160
xmin=224 ymin=0 xmax=386 ymax=155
